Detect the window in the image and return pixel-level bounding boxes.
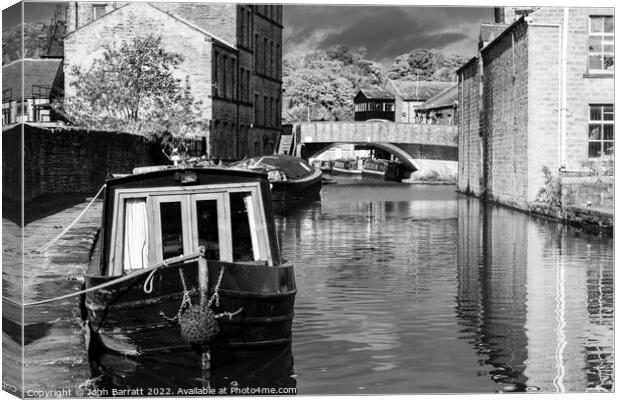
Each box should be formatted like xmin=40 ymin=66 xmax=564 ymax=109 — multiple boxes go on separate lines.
xmin=589 ymin=16 xmax=614 ymax=73
xmin=264 ymin=95 xmax=268 ymax=126
xmin=384 ymin=103 xmax=394 ymax=112
xmin=264 ymin=37 xmax=268 ymax=75
xmin=93 ymin=5 xmax=106 ymax=20
xmin=254 ymin=94 xmax=259 ymax=124
xmin=222 ymin=55 xmax=227 ymax=99
xmin=588 ymin=104 xmax=614 ymax=157
xmin=213 ymin=50 xmax=219 ymax=97
xmin=255 ymin=34 xmax=260 ymax=71
xmin=270 ymin=41 xmax=274 ymax=77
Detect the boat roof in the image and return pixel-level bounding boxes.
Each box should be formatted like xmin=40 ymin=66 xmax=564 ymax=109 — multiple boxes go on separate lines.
xmin=105 ymin=165 xmax=267 ymax=188
xmin=244 ymin=155 xmax=314 ymax=179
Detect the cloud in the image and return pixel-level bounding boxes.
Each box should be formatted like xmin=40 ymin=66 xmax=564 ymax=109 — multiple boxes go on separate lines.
xmin=283 ymin=5 xmax=493 ymax=62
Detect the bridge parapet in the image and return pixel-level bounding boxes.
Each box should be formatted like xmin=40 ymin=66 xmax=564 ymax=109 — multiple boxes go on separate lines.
xmin=295 ymin=121 xmax=457 ymax=146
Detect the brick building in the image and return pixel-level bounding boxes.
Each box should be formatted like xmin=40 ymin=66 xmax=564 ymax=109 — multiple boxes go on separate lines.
xmin=457 ymin=7 xmax=614 ymax=210
xmin=62 ymin=2 xmax=282 ymax=160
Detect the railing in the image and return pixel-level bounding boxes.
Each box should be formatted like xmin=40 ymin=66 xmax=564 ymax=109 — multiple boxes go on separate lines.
xmin=2 ymin=89 xmax=12 ymax=103
xmin=32 ymin=85 xmax=52 ymax=99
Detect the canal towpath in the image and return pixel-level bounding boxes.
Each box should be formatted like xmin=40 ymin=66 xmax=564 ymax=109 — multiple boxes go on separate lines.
xmin=2 ymin=195 xmax=102 ymax=396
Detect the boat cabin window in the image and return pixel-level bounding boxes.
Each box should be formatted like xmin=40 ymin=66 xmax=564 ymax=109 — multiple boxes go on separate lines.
xmin=111 ymin=183 xmax=272 ymax=275
xmin=159 ymin=201 xmax=184 ymax=260
xmin=230 ymin=192 xmax=260 ymax=261
xmin=123 ymin=198 xmax=149 ymax=270
xmin=196 ymin=199 xmax=220 ymax=260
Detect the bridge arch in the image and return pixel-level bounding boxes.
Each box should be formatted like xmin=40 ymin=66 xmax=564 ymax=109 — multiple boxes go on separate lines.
xmin=303 ymin=142 xmax=421 ymax=172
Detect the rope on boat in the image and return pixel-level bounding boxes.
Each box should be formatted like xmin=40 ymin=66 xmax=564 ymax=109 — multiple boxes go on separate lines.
xmin=37 ymin=184 xmax=107 ymax=254
xmin=3 ymin=251 xmax=203 ymax=308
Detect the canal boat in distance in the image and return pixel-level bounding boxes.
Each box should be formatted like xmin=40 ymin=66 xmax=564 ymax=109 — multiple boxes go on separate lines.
xmin=362 ymin=159 xmax=405 ymax=182
xmin=82 ymin=165 xmax=296 ymax=365
xmin=232 ymin=155 xmax=322 ymax=201
xmin=331 ymin=158 xmax=362 ymax=176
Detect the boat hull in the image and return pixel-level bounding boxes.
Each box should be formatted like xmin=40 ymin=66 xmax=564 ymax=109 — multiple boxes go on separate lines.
xmin=84 ymin=260 xmax=295 ymax=363
xmin=270 ymin=171 xmax=322 ymax=201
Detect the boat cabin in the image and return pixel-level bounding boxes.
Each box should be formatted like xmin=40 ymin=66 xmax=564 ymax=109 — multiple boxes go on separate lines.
xmin=96 ymin=167 xmax=281 ymax=277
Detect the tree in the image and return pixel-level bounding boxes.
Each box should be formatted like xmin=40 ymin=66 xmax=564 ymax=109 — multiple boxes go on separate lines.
xmin=386 ymin=48 xmax=467 ymax=82
xmin=282 ymin=47 xmax=384 ymax=123
xmin=55 ymin=34 xmax=207 ymax=143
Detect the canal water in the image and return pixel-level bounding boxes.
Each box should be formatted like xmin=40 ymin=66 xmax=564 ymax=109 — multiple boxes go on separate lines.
xmin=6 ymin=177 xmax=612 ymax=395
xmin=276 ymin=176 xmax=613 ymax=394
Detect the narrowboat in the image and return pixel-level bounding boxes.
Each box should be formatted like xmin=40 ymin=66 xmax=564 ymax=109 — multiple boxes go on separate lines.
xmin=331 ymin=159 xmax=362 ymax=176
xmin=317 ymin=160 xmax=334 ymax=173
xmin=233 ymin=155 xmax=322 ymax=201
xmin=82 ymin=164 xmax=296 ymax=366
xmin=361 ymin=159 xmax=405 ymax=182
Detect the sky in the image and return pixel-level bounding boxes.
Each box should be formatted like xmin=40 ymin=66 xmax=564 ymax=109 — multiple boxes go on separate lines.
xmin=2 ymin=2 xmax=493 ymax=64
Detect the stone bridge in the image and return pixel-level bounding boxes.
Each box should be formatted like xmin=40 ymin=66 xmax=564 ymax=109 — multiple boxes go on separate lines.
xmin=292 ymin=121 xmax=458 ymax=172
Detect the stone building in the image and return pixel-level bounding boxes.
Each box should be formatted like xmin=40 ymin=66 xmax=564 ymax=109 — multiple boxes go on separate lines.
xmin=457 ymin=7 xmax=614 ymax=210
xmin=353 ymin=79 xmax=453 ymax=122
xmin=415 ymin=84 xmax=458 ymax=125
xmin=62 ymin=2 xmax=283 ymax=160
xmin=2 ymin=59 xmax=64 ymax=125
xmin=385 ymin=79 xmax=454 ymax=123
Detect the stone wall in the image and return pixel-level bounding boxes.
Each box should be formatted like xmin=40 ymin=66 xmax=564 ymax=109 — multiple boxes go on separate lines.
xmin=481 ymin=20 xmax=530 ymax=209
xmin=2 ymin=124 xmax=165 ymax=202
xmin=457 ymin=59 xmax=483 ymax=195
xmin=560 ymin=175 xmax=614 ymax=209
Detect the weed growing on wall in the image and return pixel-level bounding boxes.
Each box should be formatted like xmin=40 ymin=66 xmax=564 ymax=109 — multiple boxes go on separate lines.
xmin=535 ymin=165 xmax=561 ymax=207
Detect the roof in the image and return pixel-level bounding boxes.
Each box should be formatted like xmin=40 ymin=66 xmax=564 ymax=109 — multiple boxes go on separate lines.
xmin=356 ymin=88 xmax=395 ymax=101
xmin=2 ymin=58 xmax=62 ymax=100
xmin=65 ymin=3 xmax=236 ymax=51
xmin=388 ymin=79 xmax=455 ymax=102
xmin=417 ymin=85 xmax=458 ymax=111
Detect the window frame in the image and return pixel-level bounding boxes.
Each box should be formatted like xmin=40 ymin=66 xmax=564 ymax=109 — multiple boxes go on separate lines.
xmin=93 ymin=4 xmax=106 ymax=20
xmin=588 ymin=15 xmax=614 ymax=74
xmin=109 ymin=182 xmax=272 ymax=275
xmin=588 ymin=104 xmax=614 ymax=158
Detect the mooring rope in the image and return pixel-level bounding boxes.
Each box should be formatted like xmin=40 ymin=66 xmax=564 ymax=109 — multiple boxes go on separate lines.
xmin=37 ymin=184 xmax=107 ymax=253
xmin=3 ymin=251 xmax=202 ymax=308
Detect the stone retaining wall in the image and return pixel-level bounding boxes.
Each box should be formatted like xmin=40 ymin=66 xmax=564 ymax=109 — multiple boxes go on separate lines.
xmin=2 ymin=124 xmax=167 ymax=202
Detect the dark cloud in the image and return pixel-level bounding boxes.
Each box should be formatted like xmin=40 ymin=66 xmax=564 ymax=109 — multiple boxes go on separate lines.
xmin=283 ymin=5 xmax=493 ymax=61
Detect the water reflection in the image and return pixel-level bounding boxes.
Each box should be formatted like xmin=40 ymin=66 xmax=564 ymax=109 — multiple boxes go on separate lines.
xmin=89 ymin=345 xmax=296 ymax=395
xmin=456 ymin=198 xmax=613 ymax=392
xmin=277 ymin=180 xmax=613 ymax=394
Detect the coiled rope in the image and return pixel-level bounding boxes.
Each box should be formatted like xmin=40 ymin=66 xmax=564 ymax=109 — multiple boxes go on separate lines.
xmin=37 ymin=184 xmax=107 ymax=254
xmin=3 ymin=251 xmax=202 ymax=308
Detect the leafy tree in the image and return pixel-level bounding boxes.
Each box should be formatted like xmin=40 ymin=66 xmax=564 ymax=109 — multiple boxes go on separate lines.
xmin=54 ymin=34 xmax=207 ymax=143
xmin=282 ymin=46 xmax=384 ymax=123
xmin=387 ymin=48 xmax=467 ymax=82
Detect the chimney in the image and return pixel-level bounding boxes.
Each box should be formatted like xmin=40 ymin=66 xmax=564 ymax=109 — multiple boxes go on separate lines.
xmin=494 ymin=7 xmax=505 ymax=24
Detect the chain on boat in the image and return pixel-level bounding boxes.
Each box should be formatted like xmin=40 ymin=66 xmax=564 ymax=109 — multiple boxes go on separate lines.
xmin=159 ymin=267 xmax=243 ymax=346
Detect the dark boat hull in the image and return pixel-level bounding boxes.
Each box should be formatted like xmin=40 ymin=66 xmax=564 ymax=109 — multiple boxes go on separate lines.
xmin=270 ymin=172 xmax=322 ymax=201
xmin=84 ymin=260 xmax=295 ymax=363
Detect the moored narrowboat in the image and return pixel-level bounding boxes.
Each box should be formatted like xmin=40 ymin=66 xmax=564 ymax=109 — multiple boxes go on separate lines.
xmin=233 ymin=155 xmax=322 ymax=201
xmin=331 ymin=158 xmax=362 ymax=176
xmin=82 ymin=165 xmax=296 ymax=365
xmin=361 ymin=159 xmax=405 ymax=182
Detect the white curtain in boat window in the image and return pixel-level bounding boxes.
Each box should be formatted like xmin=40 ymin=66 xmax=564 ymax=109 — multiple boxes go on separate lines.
xmin=123 ymin=198 xmax=149 ymax=271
